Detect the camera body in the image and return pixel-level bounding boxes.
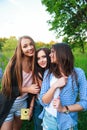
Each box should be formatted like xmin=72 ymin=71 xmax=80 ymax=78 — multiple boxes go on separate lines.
xmin=21 ymin=108 xmax=29 ymax=120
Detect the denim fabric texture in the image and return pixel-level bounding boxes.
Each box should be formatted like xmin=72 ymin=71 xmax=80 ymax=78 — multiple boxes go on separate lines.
xmin=4 ymin=97 xmax=27 ymax=121
xmin=43 ymin=111 xmax=58 ymax=130
xmin=43 ymin=111 xmax=78 ymax=130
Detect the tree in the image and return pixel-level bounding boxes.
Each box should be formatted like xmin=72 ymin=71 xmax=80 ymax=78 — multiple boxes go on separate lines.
xmin=0 ymin=37 xmax=8 ymax=50
xmin=35 ymin=41 xmax=46 ymax=49
xmin=2 ymin=36 xmax=17 ymax=51
xmin=41 ymin=0 xmax=87 ymax=53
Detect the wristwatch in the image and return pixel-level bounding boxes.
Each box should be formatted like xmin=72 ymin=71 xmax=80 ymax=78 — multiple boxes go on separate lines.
xmin=64 ymin=106 xmax=70 ymax=114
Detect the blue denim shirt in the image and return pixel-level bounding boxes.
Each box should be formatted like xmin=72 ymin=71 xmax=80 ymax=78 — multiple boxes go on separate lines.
xmin=39 ymin=67 xmax=87 ymax=130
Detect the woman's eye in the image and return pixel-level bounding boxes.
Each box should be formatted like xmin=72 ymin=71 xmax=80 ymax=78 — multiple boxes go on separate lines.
xmin=30 ymin=42 xmax=33 ymax=46
xmin=23 ymin=45 xmax=27 ymax=48
xmin=37 ymin=58 xmax=40 ymax=60
xmin=42 ymin=56 xmax=46 ymax=58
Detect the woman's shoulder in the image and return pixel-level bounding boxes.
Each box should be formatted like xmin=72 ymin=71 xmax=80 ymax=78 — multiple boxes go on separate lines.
xmin=74 ymin=67 xmax=85 ymax=72
xmin=44 ymin=69 xmax=49 ymax=75
xmin=74 ymin=67 xmax=86 ymax=78
xmin=43 ymin=69 xmax=51 ymax=79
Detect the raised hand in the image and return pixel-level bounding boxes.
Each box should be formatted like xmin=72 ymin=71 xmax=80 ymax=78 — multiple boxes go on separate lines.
xmin=52 ymin=76 xmax=67 ymax=89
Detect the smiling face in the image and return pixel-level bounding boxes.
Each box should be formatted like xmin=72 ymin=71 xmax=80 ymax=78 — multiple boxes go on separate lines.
xmin=37 ymin=50 xmax=47 ymax=68
xmin=49 ymin=48 xmax=57 ymax=63
xmin=21 ymin=38 xmax=35 ymax=57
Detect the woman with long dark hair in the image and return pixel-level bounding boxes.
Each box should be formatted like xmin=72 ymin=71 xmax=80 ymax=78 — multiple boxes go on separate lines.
xmin=39 ymin=43 xmax=87 ymax=130
xmin=33 ymin=47 xmax=51 ymax=130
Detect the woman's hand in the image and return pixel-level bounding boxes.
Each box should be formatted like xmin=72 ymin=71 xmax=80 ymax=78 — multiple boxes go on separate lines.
xmin=22 ymin=84 xmax=40 ymax=94
xmin=52 ymin=76 xmax=67 ymax=89
xmin=53 ymin=97 xmax=66 ymax=112
xmin=28 ymin=84 xmax=40 ymax=94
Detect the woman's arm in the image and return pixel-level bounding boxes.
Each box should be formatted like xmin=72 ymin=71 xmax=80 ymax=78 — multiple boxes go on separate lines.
xmin=28 ymin=96 xmax=35 ymax=120
xmin=42 ymin=77 xmax=67 ymax=104
xmin=53 ymin=68 xmax=87 ymax=113
xmin=53 ymin=98 xmax=83 ymax=113
xmin=22 ymin=84 xmax=40 ymax=94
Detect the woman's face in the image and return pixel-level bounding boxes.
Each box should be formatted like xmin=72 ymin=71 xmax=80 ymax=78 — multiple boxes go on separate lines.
xmin=21 ymin=38 xmax=35 ymax=57
xmin=49 ymin=48 xmax=57 ymax=63
xmin=37 ymin=50 xmax=47 ymax=68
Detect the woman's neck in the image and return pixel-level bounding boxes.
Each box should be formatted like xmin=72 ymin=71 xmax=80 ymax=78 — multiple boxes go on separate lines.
xmin=22 ymin=57 xmax=32 ymax=73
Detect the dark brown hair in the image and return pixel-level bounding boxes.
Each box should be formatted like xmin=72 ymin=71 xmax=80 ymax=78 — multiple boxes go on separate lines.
xmin=50 ymin=43 xmax=74 ymax=77
xmin=50 ymin=43 xmax=78 ymax=87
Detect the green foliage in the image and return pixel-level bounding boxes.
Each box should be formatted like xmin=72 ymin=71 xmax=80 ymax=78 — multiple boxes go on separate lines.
xmin=74 ymin=53 xmax=87 ymax=76
xmin=2 ymin=36 xmax=18 ymax=51
xmin=0 ymin=37 xmax=8 ymax=50
xmin=41 ymin=0 xmax=87 ymax=52
xmin=35 ymin=41 xmax=46 ymax=49
xmin=78 ymin=111 xmax=87 ymax=130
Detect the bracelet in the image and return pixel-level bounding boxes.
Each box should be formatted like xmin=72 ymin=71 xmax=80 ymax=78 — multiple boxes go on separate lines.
xmin=65 ymin=106 xmax=69 ymax=111
xmin=64 ymin=106 xmax=70 ymax=114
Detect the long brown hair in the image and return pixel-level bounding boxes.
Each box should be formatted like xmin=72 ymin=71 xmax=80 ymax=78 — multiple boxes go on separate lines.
xmin=2 ymin=36 xmax=36 ymax=97
xmin=50 ymin=43 xmax=78 ymax=87
xmin=50 ymin=43 xmax=74 ymax=77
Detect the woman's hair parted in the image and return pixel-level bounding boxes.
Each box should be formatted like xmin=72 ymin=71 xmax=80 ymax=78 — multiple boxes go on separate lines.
xmin=2 ymin=36 xmax=36 ymax=97
xmin=51 ymin=43 xmax=74 ymax=77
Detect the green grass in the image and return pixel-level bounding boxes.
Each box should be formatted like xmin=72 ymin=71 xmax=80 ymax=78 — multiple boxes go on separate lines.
xmin=74 ymin=53 xmax=87 ymax=76
xmin=21 ymin=119 xmax=34 ymax=130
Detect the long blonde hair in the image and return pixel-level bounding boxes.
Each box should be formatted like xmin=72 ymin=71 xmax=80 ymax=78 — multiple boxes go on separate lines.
xmin=2 ymin=36 xmax=36 ymax=97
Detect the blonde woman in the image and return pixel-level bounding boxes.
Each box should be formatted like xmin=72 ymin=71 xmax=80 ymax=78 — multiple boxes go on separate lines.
xmin=0 ymin=36 xmax=40 ymax=130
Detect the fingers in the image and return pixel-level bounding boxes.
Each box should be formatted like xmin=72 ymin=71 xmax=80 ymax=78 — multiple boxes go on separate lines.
xmin=53 ymin=97 xmax=60 ymax=109
xmin=28 ymin=84 xmax=40 ymax=94
xmin=33 ymin=88 xmax=40 ymax=94
xmin=32 ymin=84 xmax=40 ymax=94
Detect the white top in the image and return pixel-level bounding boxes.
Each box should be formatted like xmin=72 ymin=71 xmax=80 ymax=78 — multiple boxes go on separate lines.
xmin=45 ymin=75 xmax=60 ymax=117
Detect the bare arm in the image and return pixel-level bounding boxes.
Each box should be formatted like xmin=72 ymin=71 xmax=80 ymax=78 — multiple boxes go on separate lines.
xmin=66 ymin=104 xmax=83 ymax=112
xmin=28 ymin=96 xmax=35 ymax=120
xmin=53 ymin=98 xmax=83 ymax=113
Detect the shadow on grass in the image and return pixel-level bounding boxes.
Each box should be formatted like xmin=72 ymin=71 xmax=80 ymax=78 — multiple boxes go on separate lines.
xmin=21 ymin=118 xmax=34 ymax=130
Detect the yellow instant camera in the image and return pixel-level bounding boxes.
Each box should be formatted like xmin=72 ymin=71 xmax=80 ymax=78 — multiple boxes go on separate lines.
xmin=21 ymin=108 xmax=29 ymax=120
